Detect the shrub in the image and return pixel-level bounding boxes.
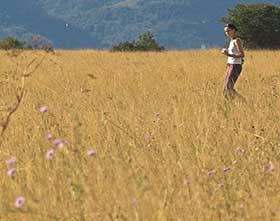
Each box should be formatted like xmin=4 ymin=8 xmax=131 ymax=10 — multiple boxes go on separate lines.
xmin=111 ymin=41 xmax=137 ymax=52
xmin=0 ymin=36 xmax=25 ymax=50
xmin=111 ymin=32 xmax=164 ymax=52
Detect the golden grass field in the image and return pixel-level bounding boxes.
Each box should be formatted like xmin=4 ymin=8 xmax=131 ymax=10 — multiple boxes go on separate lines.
xmin=1 ymin=49 xmax=280 ymax=220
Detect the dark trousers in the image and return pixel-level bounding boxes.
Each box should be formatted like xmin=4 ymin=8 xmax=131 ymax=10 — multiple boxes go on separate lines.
xmin=223 ymin=64 xmax=242 ymax=98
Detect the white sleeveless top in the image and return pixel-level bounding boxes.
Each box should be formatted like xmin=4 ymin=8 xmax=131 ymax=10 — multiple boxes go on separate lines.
xmin=227 ymin=39 xmax=242 ymax=64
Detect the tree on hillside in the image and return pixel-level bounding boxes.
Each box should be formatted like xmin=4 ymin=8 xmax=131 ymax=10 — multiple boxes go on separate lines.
xmin=222 ymin=4 xmax=280 ymax=49
xmin=25 ymin=35 xmax=54 ymax=52
xmin=134 ymin=32 xmax=164 ymax=51
xmin=111 ymin=32 xmax=164 ymax=52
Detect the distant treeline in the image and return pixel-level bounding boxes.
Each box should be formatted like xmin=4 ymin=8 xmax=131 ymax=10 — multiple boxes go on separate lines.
xmin=1 ymin=3 xmax=280 ymax=51
xmin=0 ymin=32 xmax=164 ymax=52
xmin=0 ymin=35 xmax=54 ymax=51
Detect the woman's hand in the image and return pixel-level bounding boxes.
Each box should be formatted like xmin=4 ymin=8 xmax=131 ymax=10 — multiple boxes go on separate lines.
xmin=221 ymin=48 xmax=228 ymax=56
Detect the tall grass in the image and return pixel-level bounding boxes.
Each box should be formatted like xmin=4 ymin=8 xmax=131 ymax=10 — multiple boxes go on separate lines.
xmin=1 ymin=49 xmax=280 ymax=220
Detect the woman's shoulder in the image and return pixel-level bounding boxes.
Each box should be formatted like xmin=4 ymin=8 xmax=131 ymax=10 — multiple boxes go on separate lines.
xmin=233 ymin=37 xmax=242 ymax=43
xmin=233 ymin=37 xmax=243 ymax=46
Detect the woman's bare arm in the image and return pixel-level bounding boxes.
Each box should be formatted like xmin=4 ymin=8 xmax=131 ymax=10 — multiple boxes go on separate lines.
xmin=230 ymin=38 xmax=244 ymax=58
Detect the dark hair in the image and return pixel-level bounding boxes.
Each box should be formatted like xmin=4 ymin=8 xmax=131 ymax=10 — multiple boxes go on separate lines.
xmin=225 ymin=23 xmax=238 ymax=31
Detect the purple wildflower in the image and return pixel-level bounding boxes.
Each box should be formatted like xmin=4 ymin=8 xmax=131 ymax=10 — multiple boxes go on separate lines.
xmin=46 ymin=149 xmax=55 ymax=159
xmin=183 ymin=178 xmax=191 ymax=185
xmin=87 ymin=150 xmax=96 ymax=156
xmin=47 ymin=133 xmax=53 ymax=140
xmin=38 ymin=106 xmax=48 ymax=113
xmin=156 ymin=112 xmax=160 ymax=119
xmin=53 ymin=139 xmax=68 ymax=149
xmin=235 ymin=147 xmax=245 ymax=153
xmin=15 ymin=196 xmax=25 ymax=208
xmin=7 ymin=168 xmax=16 ymax=177
xmin=207 ymin=169 xmax=216 ymax=176
xmin=57 ymin=142 xmax=64 ymax=149
xmin=131 ymin=198 xmax=138 ymax=206
xmin=223 ymin=167 xmax=231 ymax=173
xmin=53 ymin=139 xmax=62 ymax=146
xmin=6 ymin=157 xmax=16 ymax=166
xmin=218 ymin=183 xmax=224 ymax=188
xmin=264 ymin=161 xmax=274 ymax=173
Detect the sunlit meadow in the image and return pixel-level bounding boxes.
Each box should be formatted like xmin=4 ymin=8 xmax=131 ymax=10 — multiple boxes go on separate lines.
xmin=1 ymin=49 xmax=280 ymax=220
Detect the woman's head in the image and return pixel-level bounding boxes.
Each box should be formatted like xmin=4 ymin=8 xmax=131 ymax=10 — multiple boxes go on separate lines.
xmin=224 ymin=24 xmax=237 ymax=38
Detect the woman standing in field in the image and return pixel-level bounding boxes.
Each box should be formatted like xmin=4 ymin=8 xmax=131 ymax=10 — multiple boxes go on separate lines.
xmin=221 ymin=23 xmax=245 ymax=99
